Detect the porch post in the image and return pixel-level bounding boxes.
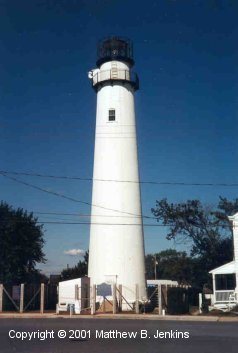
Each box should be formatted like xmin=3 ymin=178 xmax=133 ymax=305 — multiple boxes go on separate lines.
xmin=212 ymin=274 xmax=216 ymax=304
xmin=228 ymin=214 xmax=238 ymax=296
xmin=234 ymin=220 xmax=238 ymax=295
xmin=0 ymin=284 xmax=3 ymax=312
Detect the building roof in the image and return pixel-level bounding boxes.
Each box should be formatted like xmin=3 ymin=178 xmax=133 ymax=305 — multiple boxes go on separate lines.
xmin=228 ymin=212 xmax=238 ymax=221
xmin=209 ymin=261 xmax=235 ymax=275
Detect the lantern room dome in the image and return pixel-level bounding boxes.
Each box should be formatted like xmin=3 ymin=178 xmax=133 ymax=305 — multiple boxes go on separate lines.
xmin=96 ymin=36 xmax=134 ymax=67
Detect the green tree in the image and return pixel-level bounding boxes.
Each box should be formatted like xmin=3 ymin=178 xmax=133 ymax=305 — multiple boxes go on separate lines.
xmin=0 ymin=201 xmax=46 ymax=284
xmin=61 ymin=251 xmax=88 ymax=280
xmin=151 ymin=198 xmax=236 ymax=276
xmin=146 ymin=249 xmax=194 ymax=285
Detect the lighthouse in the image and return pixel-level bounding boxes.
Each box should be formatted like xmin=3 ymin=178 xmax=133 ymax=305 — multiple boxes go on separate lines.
xmin=88 ymin=37 xmax=147 ymax=308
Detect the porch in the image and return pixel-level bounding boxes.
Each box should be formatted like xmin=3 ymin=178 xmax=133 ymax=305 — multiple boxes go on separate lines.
xmin=209 ymin=261 xmax=237 ymax=310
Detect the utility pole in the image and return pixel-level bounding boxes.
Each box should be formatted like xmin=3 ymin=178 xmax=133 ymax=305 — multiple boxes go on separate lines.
xmin=154 ymin=255 xmax=158 ymax=280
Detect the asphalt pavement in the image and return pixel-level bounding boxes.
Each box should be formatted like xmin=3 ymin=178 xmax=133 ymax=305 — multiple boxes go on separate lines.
xmin=1 ymin=318 xmax=238 ymax=353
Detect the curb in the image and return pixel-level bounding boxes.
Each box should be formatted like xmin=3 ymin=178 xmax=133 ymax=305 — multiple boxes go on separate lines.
xmin=0 ymin=313 xmax=237 ymax=321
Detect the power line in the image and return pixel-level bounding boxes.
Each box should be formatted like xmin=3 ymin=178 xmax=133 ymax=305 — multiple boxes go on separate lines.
xmin=0 ymin=213 xmax=232 ymax=228
xmin=0 ymin=170 xmax=92 ymax=181
xmin=30 ymin=222 xmax=184 ymax=227
xmin=34 ymin=211 xmax=143 ymax=218
xmin=0 ymin=210 xmax=144 ymax=219
xmin=0 ymin=215 xmax=145 ymax=222
xmin=0 ymin=219 xmax=231 ymax=228
xmin=0 ymin=169 xmax=237 ymax=187
xmin=0 ymin=172 xmax=153 ymax=219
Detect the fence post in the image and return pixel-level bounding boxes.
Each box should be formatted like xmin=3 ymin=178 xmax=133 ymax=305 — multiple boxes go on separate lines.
xmin=20 ymin=284 xmax=24 ymax=313
xmin=91 ymin=285 xmax=96 ymax=315
xmin=0 ymin=284 xmax=3 ymax=312
xmin=135 ymin=284 xmax=139 ymax=314
xmin=199 ymin=293 xmax=202 ymax=314
xmin=112 ymin=284 xmax=117 ymax=314
xmin=118 ymin=284 xmax=122 ymax=312
xmin=75 ymin=284 xmax=79 ymax=300
xmin=40 ymin=283 xmax=45 ymax=314
xmin=158 ymin=284 xmax=162 ymax=315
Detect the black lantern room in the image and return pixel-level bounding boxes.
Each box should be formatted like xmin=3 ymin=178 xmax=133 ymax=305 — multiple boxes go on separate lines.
xmin=96 ymin=36 xmax=134 ymax=67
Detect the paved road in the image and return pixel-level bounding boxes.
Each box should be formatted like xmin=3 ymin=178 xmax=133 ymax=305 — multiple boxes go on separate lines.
xmin=0 ymin=318 xmax=238 ymax=353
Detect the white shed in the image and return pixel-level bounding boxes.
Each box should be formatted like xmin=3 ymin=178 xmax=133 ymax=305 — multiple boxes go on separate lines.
xmin=57 ymin=277 xmax=90 ymax=314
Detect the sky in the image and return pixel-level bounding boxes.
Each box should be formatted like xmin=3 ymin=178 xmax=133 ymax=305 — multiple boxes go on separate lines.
xmin=1 ymin=0 xmax=238 ymax=275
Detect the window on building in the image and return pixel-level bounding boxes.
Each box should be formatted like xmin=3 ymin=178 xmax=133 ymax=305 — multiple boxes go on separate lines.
xmin=109 ymin=109 xmax=116 ymax=121
xmin=215 ymin=274 xmax=236 ymax=290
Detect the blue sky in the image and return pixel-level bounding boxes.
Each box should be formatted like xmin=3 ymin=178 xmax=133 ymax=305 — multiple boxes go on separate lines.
xmin=1 ymin=0 xmax=238 ymax=274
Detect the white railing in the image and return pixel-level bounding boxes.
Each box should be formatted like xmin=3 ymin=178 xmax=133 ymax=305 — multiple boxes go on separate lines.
xmin=215 ymin=290 xmax=236 ymax=303
xmin=92 ymin=69 xmax=139 ymax=90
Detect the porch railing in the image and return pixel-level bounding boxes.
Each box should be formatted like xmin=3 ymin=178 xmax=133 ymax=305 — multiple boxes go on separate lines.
xmin=215 ymin=290 xmax=236 ymax=303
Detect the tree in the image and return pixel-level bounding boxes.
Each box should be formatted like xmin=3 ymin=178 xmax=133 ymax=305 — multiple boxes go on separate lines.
xmin=0 ymin=201 xmax=46 ymax=284
xmin=145 ymin=249 xmax=194 ymax=285
xmin=61 ymin=251 xmax=88 ymax=280
xmin=151 ymin=197 xmax=236 ymax=276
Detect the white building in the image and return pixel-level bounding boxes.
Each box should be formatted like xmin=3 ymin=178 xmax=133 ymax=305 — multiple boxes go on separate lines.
xmin=209 ymin=212 xmax=238 ymax=309
xmin=57 ymin=277 xmax=90 ymax=314
xmin=88 ymin=37 xmax=147 ymax=309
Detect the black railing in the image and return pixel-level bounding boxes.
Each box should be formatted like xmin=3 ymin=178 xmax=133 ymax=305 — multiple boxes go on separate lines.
xmin=91 ymin=69 xmax=139 ymax=91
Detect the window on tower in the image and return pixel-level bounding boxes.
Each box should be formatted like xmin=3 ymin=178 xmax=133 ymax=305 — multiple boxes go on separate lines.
xmin=109 ymin=109 xmax=116 ymax=121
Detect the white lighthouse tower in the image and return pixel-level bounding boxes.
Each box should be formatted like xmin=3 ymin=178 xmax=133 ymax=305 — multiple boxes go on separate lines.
xmin=88 ymin=37 xmax=147 ymax=308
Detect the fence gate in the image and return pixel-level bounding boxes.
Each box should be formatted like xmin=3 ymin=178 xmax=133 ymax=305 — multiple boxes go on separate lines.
xmin=45 ymin=284 xmax=58 ymax=311
xmin=0 ymin=284 xmax=21 ymax=312
xmin=147 ymin=284 xmax=170 ymax=314
xmin=23 ymin=284 xmax=41 ymax=312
